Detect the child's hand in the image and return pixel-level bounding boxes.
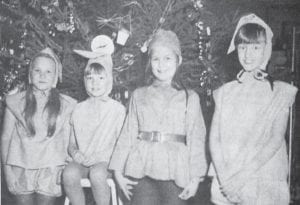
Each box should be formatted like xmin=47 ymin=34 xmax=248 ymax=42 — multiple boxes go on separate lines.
xmin=114 ymin=171 xmax=138 ymax=200
xmin=222 ymin=171 xmax=248 ymax=194
xmin=222 ymin=191 xmax=242 ymax=204
xmin=82 ymin=155 xmax=96 ymax=167
xmin=220 ymin=171 xmax=248 ymax=203
xmin=73 ymin=150 xmax=86 ymax=164
xmin=178 ymin=178 xmax=201 ymax=200
xmin=4 ymin=166 xmax=18 ymax=194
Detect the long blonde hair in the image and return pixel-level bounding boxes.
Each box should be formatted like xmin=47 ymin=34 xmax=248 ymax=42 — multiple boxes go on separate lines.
xmin=25 ymin=53 xmax=61 ymax=137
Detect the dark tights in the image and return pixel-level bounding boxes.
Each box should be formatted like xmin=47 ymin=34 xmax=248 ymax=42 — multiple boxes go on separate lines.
xmin=127 ymin=177 xmax=188 ymax=205
xmin=15 ymin=193 xmax=56 ymax=205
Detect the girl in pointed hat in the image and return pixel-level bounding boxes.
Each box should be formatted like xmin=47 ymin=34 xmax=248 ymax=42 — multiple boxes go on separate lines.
xmin=209 ymin=13 xmax=298 ymax=205
xmin=109 ymin=29 xmax=207 ymax=205
xmin=63 ymin=35 xmax=126 ymax=205
xmin=1 ymin=48 xmax=77 ymax=205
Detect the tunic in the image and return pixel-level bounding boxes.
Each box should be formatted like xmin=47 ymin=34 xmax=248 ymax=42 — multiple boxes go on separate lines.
xmin=209 ymin=72 xmax=298 ymax=204
xmin=109 ymin=83 xmax=207 ymax=188
xmin=5 ymin=91 xmax=77 ymax=169
xmin=71 ymin=97 xmax=126 ymax=166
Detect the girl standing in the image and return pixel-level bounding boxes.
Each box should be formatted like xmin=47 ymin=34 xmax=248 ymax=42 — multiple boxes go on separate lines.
xmin=63 ymin=39 xmax=126 ymax=205
xmin=1 ymin=48 xmax=77 ymax=205
xmin=109 ymin=29 xmax=207 ymax=205
xmin=209 ymin=13 xmax=298 ymax=205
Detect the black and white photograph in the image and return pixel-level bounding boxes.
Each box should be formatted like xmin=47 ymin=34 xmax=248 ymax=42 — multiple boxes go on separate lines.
xmin=1 ymin=0 xmax=300 ymax=204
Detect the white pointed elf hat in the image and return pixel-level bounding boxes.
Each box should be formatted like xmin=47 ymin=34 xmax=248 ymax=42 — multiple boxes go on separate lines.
xmin=74 ymin=35 xmax=114 ymax=70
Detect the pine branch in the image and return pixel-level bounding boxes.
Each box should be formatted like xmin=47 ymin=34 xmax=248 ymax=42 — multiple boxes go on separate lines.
xmin=27 ymin=15 xmax=63 ymax=52
xmin=0 ymin=2 xmax=24 ymax=19
xmin=0 ymin=51 xmax=27 ymax=64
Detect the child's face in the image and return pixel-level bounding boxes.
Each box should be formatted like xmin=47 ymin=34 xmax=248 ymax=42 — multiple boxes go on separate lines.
xmin=30 ymin=56 xmax=56 ymax=91
xmin=150 ymin=46 xmax=179 ymax=83
xmin=84 ymin=71 xmax=108 ymax=97
xmin=237 ymin=42 xmax=266 ymax=71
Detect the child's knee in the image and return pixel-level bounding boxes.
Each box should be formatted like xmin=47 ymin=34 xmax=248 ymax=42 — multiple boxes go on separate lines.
xmin=63 ymin=164 xmax=81 ymax=185
xmin=89 ymin=163 xmax=109 ymax=183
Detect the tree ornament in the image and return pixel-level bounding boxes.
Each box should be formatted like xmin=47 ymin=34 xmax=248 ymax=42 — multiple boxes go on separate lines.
xmin=21 ymin=29 xmax=28 ymax=38
xmin=206 ymin=26 xmax=211 ymax=36
xmin=140 ymin=44 xmax=147 ymax=53
xmin=112 ymin=32 xmax=117 ymax=40
xmin=52 ymin=0 xmax=59 ymax=7
xmin=122 ymin=53 xmax=134 ymax=61
xmin=187 ymin=12 xmax=193 ymax=19
xmin=159 ymin=17 xmax=165 ymax=24
xmin=68 ymin=11 xmax=75 ymax=33
xmin=8 ymin=39 xmax=14 ymax=55
xmin=9 ymin=0 xmax=20 ymax=9
xmin=116 ymin=27 xmax=130 ymax=46
xmin=25 ymin=58 xmax=30 ymax=65
xmin=54 ymin=6 xmax=76 ymax=34
xmin=41 ymin=5 xmax=53 ymax=15
xmin=96 ymin=15 xmax=123 ymax=30
xmin=121 ymin=53 xmax=135 ymax=66
xmin=0 ymin=15 xmax=7 ymax=22
xmin=140 ymin=39 xmax=150 ymax=53
xmin=196 ymin=21 xmax=205 ymax=60
xmin=1 ymin=44 xmax=8 ymax=54
xmin=193 ymin=0 xmax=203 ymax=10
xmin=18 ymin=40 xmax=25 ymax=50
xmin=48 ymin=23 xmax=56 ymax=37
xmin=29 ymin=0 xmax=40 ymax=10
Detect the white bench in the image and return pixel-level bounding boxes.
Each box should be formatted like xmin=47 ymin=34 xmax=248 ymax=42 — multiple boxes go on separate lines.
xmin=64 ymin=178 xmax=123 ymax=205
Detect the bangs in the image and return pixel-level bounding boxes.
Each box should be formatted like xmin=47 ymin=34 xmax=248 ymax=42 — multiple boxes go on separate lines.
xmin=234 ymin=23 xmax=266 ymax=45
xmin=84 ymin=63 xmax=106 ymax=76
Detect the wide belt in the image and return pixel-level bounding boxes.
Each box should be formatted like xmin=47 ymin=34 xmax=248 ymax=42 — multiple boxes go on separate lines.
xmin=138 ymin=131 xmax=186 ymax=144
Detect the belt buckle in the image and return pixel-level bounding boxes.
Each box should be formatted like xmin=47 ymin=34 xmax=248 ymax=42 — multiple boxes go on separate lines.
xmin=152 ymin=131 xmax=161 ymax=142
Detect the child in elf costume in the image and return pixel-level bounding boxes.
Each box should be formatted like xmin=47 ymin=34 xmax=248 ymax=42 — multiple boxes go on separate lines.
xmin=63 ymin=35 xmax=126 ymax=205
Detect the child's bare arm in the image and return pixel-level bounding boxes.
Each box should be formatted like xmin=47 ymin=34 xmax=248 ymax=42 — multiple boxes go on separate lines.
xmin=68 ymin=126 xmax=85 ymax=164
xmin=67 ymin=126 xmax=77 ymax=156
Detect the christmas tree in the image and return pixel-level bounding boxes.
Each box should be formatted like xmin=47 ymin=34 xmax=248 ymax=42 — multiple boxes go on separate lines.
xmin=0 ymin=0 xmax=223 ymax=106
